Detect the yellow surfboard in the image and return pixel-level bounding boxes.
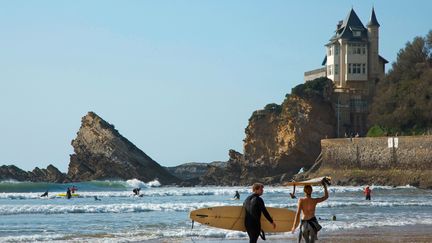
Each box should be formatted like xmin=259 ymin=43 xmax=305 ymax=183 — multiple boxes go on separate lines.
xmin=283 ymin=176 xmax=331 ymax=187
xmin=57 ymin=193 xmax=80 ymax=197
xmin=189 ymin=206 xmax=295 ymax=232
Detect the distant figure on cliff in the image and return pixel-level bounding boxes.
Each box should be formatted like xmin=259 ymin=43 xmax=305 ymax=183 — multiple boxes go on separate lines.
xmin=364 ymin=186 xmax=372 ymax=200
xmin=66 ymin=188 xmax=72 ymax=199
xmin=133 ymin=188 xmax=141 ymax=196
xmin=40 ymin=191 xmax=48 ymax=197
xmin=234 ymin=190 xmax=240 ymax=200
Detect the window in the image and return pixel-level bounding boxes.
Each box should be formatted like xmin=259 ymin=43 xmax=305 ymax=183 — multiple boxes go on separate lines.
xmin=354 ymin=63 xmax=361 ymax=73
xmin=348 ymin=63 xmax=364 ymax=74
xmin=353 ymin=31 xmax=361 ymax=37
xmin=328 ymin=47 xmax=332 ymax=56
xmin=335 ymin=64 xmax=339 ymax=75
xmin=328 ymin=65 xmax=333 ymax=75
xmin=335 ymin=45 xmax=339 ymax=55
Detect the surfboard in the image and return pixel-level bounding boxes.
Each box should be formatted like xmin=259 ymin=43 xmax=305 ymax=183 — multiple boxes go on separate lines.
xmin=57 ymin=193 xmax=80 ymax=197
xmin=283 ymin=176 xmax=331 ymax=187
xmin=189 ymin=206 xmax=295 ymax=232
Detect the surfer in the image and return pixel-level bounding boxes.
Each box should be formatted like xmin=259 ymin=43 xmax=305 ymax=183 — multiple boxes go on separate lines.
xmin=132 ymin=188 xmax=141 ymax=196
xmin=234 ymin=190 xmax=240 ymax=200
xmin=71 ymin=185 xmax=78 ymax=194
xmin=243 ymin=183 xmax=276 ymax=243
xmin=66 ymin=187 xmax=72 ymax=199
xmin=291 ymin=181 xmax=328 ymax=243
xmin=94 ymin=196 xmax=101 ymax=201
xmin=40 ymin=191 xmax=48 ymax=197
xmin=364 ymin=186 xmax=372 ymax=200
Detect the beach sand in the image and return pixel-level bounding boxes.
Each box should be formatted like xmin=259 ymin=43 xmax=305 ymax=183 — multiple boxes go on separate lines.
xmin=143 ymin=224 xmax=432 ymax=243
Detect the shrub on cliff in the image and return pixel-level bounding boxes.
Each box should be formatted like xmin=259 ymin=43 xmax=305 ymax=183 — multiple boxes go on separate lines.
xmin=290 ymin=77 xmax=333 ymax=98
xmin=369 ymin=30 xmax=432 ymax=135
xmin=366 ymin=125 xmax=386 ymax=137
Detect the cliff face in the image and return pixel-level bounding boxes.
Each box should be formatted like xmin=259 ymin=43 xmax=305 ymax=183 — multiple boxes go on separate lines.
xmin=306 ymin=136 xmax=432 ymax=189
xmin=166 ymin=161 xmax=226 ymax=180
xmin=201 ymin=94 xmax=336 ymax=185
xmin=0 ymin=164 xmax=66 ymax=183
xmin=67 ymin=112 xmax=180 ymax=184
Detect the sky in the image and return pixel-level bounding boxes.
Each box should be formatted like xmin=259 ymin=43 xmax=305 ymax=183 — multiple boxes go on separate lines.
xmin=1 ymin=1 xmax=431 ymax=172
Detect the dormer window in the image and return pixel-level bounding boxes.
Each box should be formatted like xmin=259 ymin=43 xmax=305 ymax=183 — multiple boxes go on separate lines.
xmin=353 ymin=31 xmax=361 ymax=37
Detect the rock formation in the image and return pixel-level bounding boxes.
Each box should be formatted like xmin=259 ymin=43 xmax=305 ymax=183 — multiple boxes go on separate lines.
xmin=166 ymin=161 xmax=226 ymax=180
xmin=0 ymin=164 xmax=66 ymax=183
xmin=67 ymin=112 xmax=180 ymax=185
xmin=200 ymin=91 xmax=336 ymax=185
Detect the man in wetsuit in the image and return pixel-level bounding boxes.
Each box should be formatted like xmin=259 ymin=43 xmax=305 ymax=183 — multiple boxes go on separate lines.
xmin=291 ymin=181 xmax=328 ymax=243
xmin=243 ymin=183 xmax=276 ymax=243
xmin=132 ymin=188 xmax=141 ymax=196
xmin=234 ymin=190 xmax=240 ymax=200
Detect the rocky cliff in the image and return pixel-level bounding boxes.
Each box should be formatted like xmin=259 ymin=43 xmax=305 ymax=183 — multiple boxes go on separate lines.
xmin=67 ymin=112 xmax=180 ymax=185
xmin=200 ymin=91 xmax=336 ymax=185
xmin=0 ymin=164 xmax=66 ymax=183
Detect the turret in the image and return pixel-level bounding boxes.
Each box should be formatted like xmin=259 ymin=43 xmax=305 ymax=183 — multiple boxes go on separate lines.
xmin=367 ymin=7 xmax=380 ymax=80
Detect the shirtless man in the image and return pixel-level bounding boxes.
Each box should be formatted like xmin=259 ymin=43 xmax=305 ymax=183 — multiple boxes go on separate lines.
xmin=291 ymin=181 xmax=329 ymax=243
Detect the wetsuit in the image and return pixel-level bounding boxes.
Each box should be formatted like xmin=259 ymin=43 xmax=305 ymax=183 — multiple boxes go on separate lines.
xmin=243 ymin=193 xmax=273 ymax=243
xmin=299 ymin=216 xmax=321 ymax=243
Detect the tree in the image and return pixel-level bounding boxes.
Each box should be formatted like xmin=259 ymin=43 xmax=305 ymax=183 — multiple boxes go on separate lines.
xmin=368 ymin=30 xmax=432 ymax=135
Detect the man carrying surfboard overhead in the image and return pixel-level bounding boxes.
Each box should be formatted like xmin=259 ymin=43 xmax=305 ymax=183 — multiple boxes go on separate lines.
xmin=291 ymin=180 xmax=328 ymax=243
xmin=243 ymin=183 xmax=276 ymax=243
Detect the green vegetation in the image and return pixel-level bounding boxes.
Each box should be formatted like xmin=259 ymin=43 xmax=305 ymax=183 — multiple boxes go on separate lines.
xmin=366 ymin=125 xmax=386 ymax=137
xmin=263 ymin=103 xmax=282 ymax=113
xmin=290 ymin=77 xmax=333 ymax=98
xmin=368 ymin=30 xmax=432 ymax=135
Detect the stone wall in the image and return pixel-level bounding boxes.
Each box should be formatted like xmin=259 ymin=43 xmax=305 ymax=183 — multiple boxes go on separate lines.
xmin=309 ymin=135 xmax=432 ymax=188
xmin=320 ymin=136 xmax=432 ymax=170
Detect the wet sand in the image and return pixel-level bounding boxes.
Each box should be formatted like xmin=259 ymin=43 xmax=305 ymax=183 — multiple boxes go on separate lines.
xmin=144 ymin=224 xmax=432 ymax=243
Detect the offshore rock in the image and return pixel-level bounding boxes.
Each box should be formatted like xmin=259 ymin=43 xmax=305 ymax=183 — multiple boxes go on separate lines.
xmin=166 ymin=161 xmax=226 ymax=181
xmin=67 ymin=112 xmax=180 ymax=185
xmin=0 ymin=164 xmax=67 ymax=183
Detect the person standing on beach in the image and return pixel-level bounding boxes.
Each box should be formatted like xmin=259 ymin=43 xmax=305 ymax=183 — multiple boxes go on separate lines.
xmin=364 ymin=186 xmax=372 ymax=200
xmin=291 ymin=181 xmax=329 ymax=243
xmin=243 ymin=183 xmax=276 ymax=243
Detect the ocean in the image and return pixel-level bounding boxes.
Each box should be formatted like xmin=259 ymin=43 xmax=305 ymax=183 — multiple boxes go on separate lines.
xmin=0 ymin=179 xmax=431 ymax=242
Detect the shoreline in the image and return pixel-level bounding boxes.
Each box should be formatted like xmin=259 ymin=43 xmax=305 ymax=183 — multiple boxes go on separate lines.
xmin=143 ymin=224 xmax=432 ymax=243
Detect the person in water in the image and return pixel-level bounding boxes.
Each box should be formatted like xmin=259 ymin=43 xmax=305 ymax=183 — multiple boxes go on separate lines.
xmin=71 ymin=185 xmax=78 ymax=194
xmin=291 ymin=181 xmax=329 ymax=243
xmin=94 ymin=196 xmax=101 ymax=201
xmin=234 ymin=190 xmax=240 ymax=200
xmin=364 ymin=186 xmax=372 ymax=200
xmin=132 ymin=188 xmax=141 ymax=196
xmin=243 ymin=183 xmax=276 ymax=243
xmin=40 ymin=191 xmax=48 ymax=197
xmin=66 ymin=187 xmax=72 ymax=199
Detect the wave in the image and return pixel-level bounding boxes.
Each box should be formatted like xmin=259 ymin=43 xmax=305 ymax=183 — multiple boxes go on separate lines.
xmin=0 ymin=179 xmax=161 ymax=193
xmin=0 ymin=201 xmax=228 ymax=215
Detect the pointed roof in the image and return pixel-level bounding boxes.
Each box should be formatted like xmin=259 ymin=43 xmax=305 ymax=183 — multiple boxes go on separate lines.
xmin=328 ymin=8 xmax=368 ymax=43
xmin=367 ymin=7 xmax=380 ymax=27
